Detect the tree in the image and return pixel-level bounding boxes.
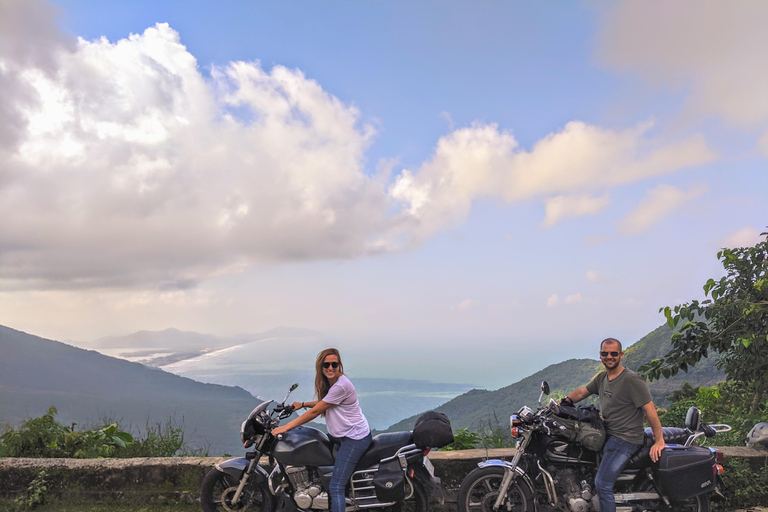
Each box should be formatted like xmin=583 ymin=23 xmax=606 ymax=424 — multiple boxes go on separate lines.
xmin=640 ymin=229 xmax=768 ymax=413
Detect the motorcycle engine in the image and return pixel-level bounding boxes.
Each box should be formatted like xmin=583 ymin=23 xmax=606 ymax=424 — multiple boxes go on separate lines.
xmin=284 ymin=466 xmax=325 ymax=510
xmin=556 ymin=468 xmax=596 ymax=512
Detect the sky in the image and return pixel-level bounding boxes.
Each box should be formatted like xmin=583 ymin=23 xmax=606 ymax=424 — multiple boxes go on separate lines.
xmin=0 ymin=0 xmax=766 ymax=388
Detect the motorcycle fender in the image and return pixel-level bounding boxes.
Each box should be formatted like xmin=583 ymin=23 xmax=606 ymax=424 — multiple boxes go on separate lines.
xmin=477 ymin=460 xmax=536 ymax=497
xmin=215 ymin=458 xmax=269 ymax=484
xmin=410 ymin=461 xmax=444 ymax=503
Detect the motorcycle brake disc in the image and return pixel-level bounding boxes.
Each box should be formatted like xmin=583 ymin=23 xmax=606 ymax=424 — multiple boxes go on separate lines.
xmin=220 ymin=486 xmax=251 ymax=512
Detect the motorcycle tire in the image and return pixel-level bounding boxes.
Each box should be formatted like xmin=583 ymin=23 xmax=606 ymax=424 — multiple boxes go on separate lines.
xmin=670 ymin=493 xmax=710 ymax=512
xmin=457 ymin=466 xmax=535 ymax=512
xmin=201 ymin=468 xmax=274 ymax=512
xmin=382 ymin=478 xmax=428 ymax=512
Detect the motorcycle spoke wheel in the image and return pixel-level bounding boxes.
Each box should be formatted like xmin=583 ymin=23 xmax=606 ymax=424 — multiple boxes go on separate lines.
xmin=458 ymin=467 xmax=534 ymax=512
xmin=201 ymin=470 xmax=273 ymax=512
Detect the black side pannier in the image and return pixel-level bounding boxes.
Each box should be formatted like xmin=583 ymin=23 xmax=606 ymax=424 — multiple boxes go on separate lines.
xmin=553 ymin=404 xmax=606 ymax=452
xmin=373 ymin=458 xmax=406 ymax=502
xmin=413 ymin=411 xmax=454 ymax=449
xmin=653 ymin=445 xmax=716 ymax=501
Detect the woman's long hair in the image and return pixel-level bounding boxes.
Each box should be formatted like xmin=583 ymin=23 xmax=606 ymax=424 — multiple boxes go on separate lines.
xmin=314 ymin=348 xmax=344 ymax=401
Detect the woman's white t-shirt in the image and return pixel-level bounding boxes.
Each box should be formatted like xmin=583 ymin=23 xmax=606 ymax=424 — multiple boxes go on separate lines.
xmin=323 ymin=374 xmax=370 ymax=440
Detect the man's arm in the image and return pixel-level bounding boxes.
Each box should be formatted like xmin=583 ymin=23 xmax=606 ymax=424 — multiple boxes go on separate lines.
xmin=565 ymin=386 xmax=592 ymax=404
xmin=642 ymin=401 xmax=665 ymax=462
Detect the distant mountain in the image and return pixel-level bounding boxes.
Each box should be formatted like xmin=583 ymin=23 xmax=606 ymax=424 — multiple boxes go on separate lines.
xmin=0 ymin=325 xmax=267 ymax=456
xmin=90 ymin=326 xmax=321 ymax=350
xmin=384 ymin=324 xmax=725 ymax=433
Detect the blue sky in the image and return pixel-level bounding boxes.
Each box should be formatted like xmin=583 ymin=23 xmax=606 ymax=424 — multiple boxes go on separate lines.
xmin=0 ymin=0 xmax=765 ymax=387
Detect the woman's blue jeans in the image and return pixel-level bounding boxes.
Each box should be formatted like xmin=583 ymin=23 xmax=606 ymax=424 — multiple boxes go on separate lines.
xmin=595 ymin=435 xmax=642 ymax=512
xmin=328 ymin=432 xmax=372 ymax=512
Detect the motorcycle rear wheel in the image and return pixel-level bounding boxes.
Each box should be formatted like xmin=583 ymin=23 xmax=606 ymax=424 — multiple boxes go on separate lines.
xmin=381 ymin=478 xmax=428 ymax=512
xmin=457 ymin=466 xmax=535 ymax=512
xmin=201 ymin=469 xmax=273 ymax=512
xmin=637 ymin=480 xmax=710 ymax=512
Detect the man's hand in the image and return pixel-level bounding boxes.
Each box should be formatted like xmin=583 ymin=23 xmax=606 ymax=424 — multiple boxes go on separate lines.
xmin=272 ymin=425 xmax=289 ymax=436
xmin=650 ymin=439 xmax=665 ymax=462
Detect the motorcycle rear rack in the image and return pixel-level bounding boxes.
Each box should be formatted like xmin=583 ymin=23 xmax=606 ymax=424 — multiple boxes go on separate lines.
xmin=350 ymin=443 xmax=420 ymax=509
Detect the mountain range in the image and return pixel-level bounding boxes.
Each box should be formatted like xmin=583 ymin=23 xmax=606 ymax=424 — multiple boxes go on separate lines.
xmin=0 ymin=325 xmax=267 ymax=456
xmin=384 ymin=324 xmax=725 ymax=433
xmin=1 ymin=322 xmax=726 ymax=453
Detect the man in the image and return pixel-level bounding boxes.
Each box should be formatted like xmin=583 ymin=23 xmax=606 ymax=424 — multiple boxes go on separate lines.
xmin=564 ymin=338 xmax=665 ymax=512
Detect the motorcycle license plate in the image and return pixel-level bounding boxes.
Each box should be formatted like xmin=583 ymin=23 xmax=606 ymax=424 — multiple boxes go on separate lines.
xmin=423 ymin=456 xmax=436 ymax=477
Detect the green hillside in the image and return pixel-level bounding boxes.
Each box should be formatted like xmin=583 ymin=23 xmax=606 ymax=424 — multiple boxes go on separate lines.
xmin=0 ymin=325 xmax=262 ymax=456
xmin=385 ymin=324 xmax=725 ymax=433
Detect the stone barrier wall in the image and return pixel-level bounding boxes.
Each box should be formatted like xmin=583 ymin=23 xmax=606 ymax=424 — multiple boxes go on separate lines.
xmin=1 ymin=447 xmax=766 ymax=510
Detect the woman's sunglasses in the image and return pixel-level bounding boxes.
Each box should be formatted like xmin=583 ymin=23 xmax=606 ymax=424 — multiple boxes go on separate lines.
xmin=322 ymin=362 xmax=340 ymax=369
xmin=600 ymin=351 xmax=620 ymax=358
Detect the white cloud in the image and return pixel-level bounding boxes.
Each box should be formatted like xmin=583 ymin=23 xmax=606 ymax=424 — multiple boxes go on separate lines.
xmin=720 ymin=227 xmax=765 ymax=248
xmin=597 ymin=0 xmax=768 ymax=130
xmin=390 ymin=120 xmax=715 ymax=243
xmin=542 ymin=193 xmax=611 ymax=228
xmin=457 ymin=299 xmax=474 ymax=311
xmin=0 ymin=17 xmax=389 ymax=290
xmin=586 ymin=270 xmax=612 ymax=284
xmin=583 ymin=234 xmax=608 ymax=246
xmin=619 ymin=183 xmax=708 ymax=235
xmin=565 ymin=293 xmax=583 ymax=304
xmin=759 ymin=129 xmax=768 ymax=158
xmin=0 ymin=1 xmax=720 ymax=292
xmin=546 ymin=294 xmax=559 ymax=307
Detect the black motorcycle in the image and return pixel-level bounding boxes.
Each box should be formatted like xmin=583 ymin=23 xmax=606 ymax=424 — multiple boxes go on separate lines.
xmin=201 ymin=384 xmax=445 ymax=512
xmin=457 ymin=381 xmax=730 ymax=512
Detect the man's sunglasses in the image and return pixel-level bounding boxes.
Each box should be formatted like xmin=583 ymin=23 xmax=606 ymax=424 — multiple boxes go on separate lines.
xmin=600 ymin=351 xmax=620 ymax=358
xmin=322 ymin=362 xmax=340 ymax=369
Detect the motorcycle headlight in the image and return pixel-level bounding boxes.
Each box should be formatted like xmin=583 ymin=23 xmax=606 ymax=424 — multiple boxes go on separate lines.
xmin=517 ymin=406 xmax=534 ymax=423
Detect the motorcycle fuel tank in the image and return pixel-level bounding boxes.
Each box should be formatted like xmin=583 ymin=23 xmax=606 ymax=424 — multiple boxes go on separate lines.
xmin=273 ymin=426 xmax=335 ymax=466
xmin=543 ymin=437 xmax=598 ymax=465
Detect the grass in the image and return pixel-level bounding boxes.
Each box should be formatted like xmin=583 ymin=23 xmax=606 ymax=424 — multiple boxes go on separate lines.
xmin=0 ymin=498 xmax=203 ymax=512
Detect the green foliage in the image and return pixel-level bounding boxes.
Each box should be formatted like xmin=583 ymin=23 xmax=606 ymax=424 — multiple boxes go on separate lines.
xmin=442 ymin=428 xmax=480 ymax=450
xmin=118 ymin=418 xmax=206 ymax=457
xmin=0 ymin=408 xmax=203 ymax=458
xmin=0 ymin=407 xmax=69 ymax=457
xmin=477 ymin=413 xmax=514 ymax=449
xmin=658 ymin=381 xmax=767 ymax=446
xmin=715 ymin=457 xmax=768 ymax=511
xmin=668 ymin=381 xmax=699 ymax=402
xmin=641 ymin=230 xmax=768 ymax=413
xmin=658 ymin=398 xmax=696 ymax=427
xmin=7 ymin=470 xmax=50 ymax=511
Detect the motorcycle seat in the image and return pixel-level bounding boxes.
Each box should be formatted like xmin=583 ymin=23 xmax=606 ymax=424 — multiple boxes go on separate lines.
xmin=353 ymin=431 xmax=415 ymax=470
xmin=624 ymin=427 xmax=690 ymax=469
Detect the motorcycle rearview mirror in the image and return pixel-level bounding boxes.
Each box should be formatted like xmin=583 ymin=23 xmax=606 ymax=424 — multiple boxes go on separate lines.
xmin=538 ymin=381 xmax=550 ymax=405
xmin=685 ymin=406 xmax=701 ymax=431
xmin=281 ymin=383 xmax=299 ymax=405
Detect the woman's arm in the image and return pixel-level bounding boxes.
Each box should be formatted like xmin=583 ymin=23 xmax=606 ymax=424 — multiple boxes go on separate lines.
xmin=291 ymin=400 xmax=319 ymax=410
xmin=272 ymin=401 xmax=332 ymax=436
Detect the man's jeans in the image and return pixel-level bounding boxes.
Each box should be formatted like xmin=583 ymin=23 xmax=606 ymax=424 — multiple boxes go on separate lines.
xmin=328 ymin=432 xmax=373 ymax=512
xmin=595 ymin=435 xmax=642 ymax=512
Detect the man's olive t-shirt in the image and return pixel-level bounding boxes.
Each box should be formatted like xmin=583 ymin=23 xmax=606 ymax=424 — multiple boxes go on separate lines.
xmin=586 ymin=368 xmax=652 ymax=444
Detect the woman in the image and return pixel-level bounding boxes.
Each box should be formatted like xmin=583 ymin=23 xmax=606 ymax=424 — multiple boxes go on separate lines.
xmin=272 ymin=348 xmax=372 ymax=512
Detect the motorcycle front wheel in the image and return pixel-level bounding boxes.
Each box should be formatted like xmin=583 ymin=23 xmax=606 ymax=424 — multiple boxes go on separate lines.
xmin=457 ymin=466 xmax=535 ymax=512
xmin=201 ymin=468 xmax=274 ymax=512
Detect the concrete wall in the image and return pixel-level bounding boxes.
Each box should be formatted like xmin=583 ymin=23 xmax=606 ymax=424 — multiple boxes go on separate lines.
xmin=1 ymin=447 xmax=766 ymax=510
